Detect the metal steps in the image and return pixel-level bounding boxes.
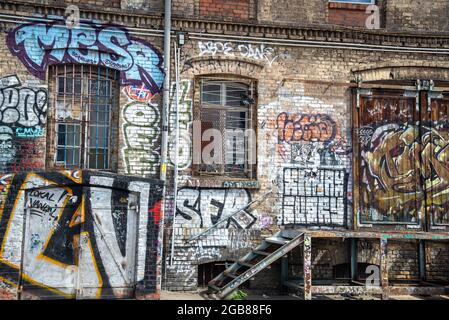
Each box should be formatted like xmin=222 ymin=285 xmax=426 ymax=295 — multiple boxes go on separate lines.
xmin=207 ymin=231 xmax=304 ymax=299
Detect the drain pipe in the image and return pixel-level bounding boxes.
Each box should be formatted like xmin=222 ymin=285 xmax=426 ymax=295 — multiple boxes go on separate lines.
xmin=160 ymin=0 xmax=171 ymax=288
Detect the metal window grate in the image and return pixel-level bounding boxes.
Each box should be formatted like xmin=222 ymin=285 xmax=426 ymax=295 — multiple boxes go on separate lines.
xmin=199 ymin=79 xmax=255 ymax=178
xmin=51 ymin=64 xmax=118 ymax=170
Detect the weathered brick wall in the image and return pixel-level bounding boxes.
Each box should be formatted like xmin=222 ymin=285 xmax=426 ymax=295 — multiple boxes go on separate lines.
xmin=1 ymin=0 xmax=449 ymax=297
xmin=0 ymin=8 xmax=165 ymax=299
xmin=161 ymin=36 xmax=449 ymax=291
xmin=426 ymin=242 xmax=449 ymax=281
xmin=199 ymin=0 xmax=251 ymax=20
xmin=386 ymin=0 xmax=449 ymax=32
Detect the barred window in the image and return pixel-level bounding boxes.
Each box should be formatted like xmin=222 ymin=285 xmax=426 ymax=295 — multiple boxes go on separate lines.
xmin=195 ymin=78 xmax=256 ymax=179
xmin=49 ymin=65 xmax=119 ymax=170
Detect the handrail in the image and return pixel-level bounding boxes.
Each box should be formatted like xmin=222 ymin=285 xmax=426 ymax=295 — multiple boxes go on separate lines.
xmin=185 ymin=189 xmax=273 ymax=243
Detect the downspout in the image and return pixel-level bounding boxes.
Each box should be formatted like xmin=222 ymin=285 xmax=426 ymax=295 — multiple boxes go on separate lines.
xmin=160 ymin=0 xmax=171 ymax=288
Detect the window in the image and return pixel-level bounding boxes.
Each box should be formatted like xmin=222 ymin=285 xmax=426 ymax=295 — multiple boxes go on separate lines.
xmin=50 ymin=65 xmax=119 ymax=170
xmin=195 ymin=78 xmax=256 ymax=179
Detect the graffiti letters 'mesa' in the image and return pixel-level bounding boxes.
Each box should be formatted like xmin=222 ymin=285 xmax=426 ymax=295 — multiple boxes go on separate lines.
xmin=7 ymin=21 xmax=165 ymax=95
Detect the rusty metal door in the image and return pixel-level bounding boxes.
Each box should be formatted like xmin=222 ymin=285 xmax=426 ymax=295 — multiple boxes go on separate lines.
xmin=355 ymin=89 xmax=422 ymax=228
xmin=423 ymin=91 xmax=449 ymax=231
xmin=355 ymin=87 xmax=449 ymax=231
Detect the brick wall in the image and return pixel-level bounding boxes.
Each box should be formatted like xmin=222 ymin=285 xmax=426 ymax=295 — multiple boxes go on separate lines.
xmin=1 ymin=0 xmax=449 ymax=297
xmin=199 ymin=0 xmax=251 ymax=20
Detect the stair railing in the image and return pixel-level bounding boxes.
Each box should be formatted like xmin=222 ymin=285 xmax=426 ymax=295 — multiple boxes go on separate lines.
xmin=185 ymin=189 xmax=273 ymax=244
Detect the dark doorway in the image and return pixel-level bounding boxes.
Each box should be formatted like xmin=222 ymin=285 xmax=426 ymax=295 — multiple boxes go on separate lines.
xmin=333 ymin=263 xmax=379 ymax=280
xmin=197 ymin=261 xmax=233 ymax=287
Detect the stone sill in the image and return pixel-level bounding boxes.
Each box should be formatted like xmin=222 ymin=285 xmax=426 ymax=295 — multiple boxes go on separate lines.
xmin=183 ymin=177 xmax=260 ymax=189
xmin=328 ymin=2 xmax=371 ymax=11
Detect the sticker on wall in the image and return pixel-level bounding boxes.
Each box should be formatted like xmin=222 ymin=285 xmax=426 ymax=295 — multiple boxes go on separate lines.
xmin=124 ymin=84 xmax=155 ymax=102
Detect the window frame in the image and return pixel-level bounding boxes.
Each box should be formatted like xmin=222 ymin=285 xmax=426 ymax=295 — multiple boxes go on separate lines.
xmin=47 ymin=64 xmax=119 ymax=171
xmin=193 ymin=76 xmax=257 ymax=180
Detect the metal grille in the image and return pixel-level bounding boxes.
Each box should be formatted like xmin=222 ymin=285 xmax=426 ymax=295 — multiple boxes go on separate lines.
xmin=51 ymin=65 xmax=118 ymax=170
xmin=199 ymin=79 xmax=255 ymax=178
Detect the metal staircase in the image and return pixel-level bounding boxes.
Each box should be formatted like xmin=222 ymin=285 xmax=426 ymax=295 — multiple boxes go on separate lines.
xmin=207 ymin=230 xmax=304 ymax=299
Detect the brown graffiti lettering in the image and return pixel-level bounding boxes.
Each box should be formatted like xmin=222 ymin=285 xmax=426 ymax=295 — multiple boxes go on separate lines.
xmin=276 ymin=112 xmax=337 ymax=143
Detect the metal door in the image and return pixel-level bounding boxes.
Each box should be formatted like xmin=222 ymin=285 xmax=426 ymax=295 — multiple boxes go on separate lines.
xmin=355 ymin=86 xmax=449 ymax=232
xmin=77 ymin=187 xmax=138 ymax=299
xmin=355 ymin=89 xmax=422 ymax=227
xmin=20 ymin=186 xmax=139 ymax=299
xmin=424 ymin=91 xmax=449 ymax=231
xmin=20 ymin=186 xmax=80 ymax=299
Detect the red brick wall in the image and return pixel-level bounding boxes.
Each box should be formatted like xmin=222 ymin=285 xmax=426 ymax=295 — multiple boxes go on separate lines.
xmin=328 ymin=2 xmax=371 ymax=28
xmin=199 ymin=0 xmax=250 ymax=20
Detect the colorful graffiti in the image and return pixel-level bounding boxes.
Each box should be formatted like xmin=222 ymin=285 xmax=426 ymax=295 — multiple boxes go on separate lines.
xmin=124 ymin=84 xmax=155 ymax=103
xmin=360 ymin=122 xmax=449 ymax=224
xmin=175 ymin=188 xmax=256 ymax=229
xmin=0 ymin=171 xmax=163 ymax=299
xmin=276 ymin=113 xmax=338 ymax=144
xmin=7 ymin=21 xmax=164 ymax=94
xmin=280 ymin=167 xmax=348 ymax=227
xmin=122 ymin=102 xmax=160 ymax=176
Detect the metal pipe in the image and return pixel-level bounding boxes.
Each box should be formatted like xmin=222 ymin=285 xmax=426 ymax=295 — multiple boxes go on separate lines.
xmin=170 ymin=42 xmax=180 ymax=265
xmin=160 ymin=0 xmax=171 ymax=289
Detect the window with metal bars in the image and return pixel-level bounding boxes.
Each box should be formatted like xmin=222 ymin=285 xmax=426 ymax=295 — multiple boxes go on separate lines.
xmin=49 ymin=65 xmax=119 ymax=170
xmin=195 ymin=78 xmax=256 ymax=179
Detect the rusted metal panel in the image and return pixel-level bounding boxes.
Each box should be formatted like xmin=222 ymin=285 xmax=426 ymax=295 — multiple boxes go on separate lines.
xmin=389 ymin=286 xmax=449 ymax=296
xmin=311 ymin=285 xmax=382 ymax=295
xmin=286 ymin=229 xmax=449 ymax=240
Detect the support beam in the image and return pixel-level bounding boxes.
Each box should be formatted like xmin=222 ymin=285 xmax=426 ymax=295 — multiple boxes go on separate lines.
xmin=281 ymin=255 xmax=288 ymax=293
xmin=380 ymin=237 xmax=389 ymax=300
xmin=303 ymin=235 xmax=312 ymax=300
xmin=350 ymin=238 xmax=358 ymax=281
xmin=419 ymin=240 xmax=426 ymax=282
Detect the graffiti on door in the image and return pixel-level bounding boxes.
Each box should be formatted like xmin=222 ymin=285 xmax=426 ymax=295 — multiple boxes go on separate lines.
xmin=0 ymin=171 xmax=163 ymax=299
xmin=360 ymin=122 xmax=449 ymax=225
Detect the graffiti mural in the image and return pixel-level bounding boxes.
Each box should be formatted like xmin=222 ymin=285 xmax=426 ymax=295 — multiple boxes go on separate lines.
xmin=0 ymin=75 xmax=47 ymax=133
xmin=175 ymin=188 xmax=256 ymax=229
xmin=0 ymin=75 xmax=48 ymax=172
xmin=168 ymin=80 xmax=192 ymax=169
xmin=0 ymin=171 xmax=163 ymax=299
xmin=280 ymin=167 xmax=348 ymax=227
xmin=360 ymin=122 xmax=449 ymax=225
xmin=122 ymin=102 xmax=160 ymax=176
xmin=7 ymin=21 xmax=164 ymax=94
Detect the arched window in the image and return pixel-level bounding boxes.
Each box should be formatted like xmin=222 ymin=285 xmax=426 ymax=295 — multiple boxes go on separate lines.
xmin=48 ymin=65 xmax=119 ymax=170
